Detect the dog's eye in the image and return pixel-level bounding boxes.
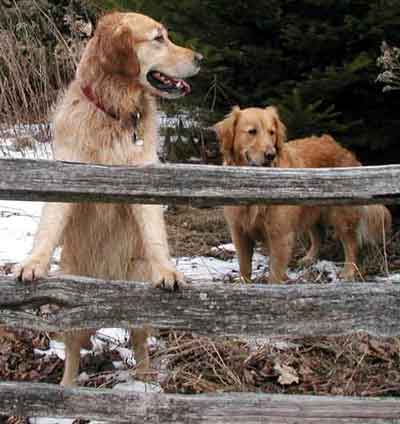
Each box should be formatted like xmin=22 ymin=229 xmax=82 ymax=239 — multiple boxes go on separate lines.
xmin=248 ymin=128 xmax=257 ymax=135
xmin=154 ymin=35 xmax=165 ymax=43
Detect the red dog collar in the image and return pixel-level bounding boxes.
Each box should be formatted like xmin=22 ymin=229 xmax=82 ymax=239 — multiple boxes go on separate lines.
xmin=81 ymin=85 xmax=118 ymax=120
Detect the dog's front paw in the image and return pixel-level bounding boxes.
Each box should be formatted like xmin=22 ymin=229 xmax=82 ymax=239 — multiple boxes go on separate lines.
xmin=13 ymin=259 xmax=48 ymax=282
xmin=151 ymin=265 xmax=187 ymax=291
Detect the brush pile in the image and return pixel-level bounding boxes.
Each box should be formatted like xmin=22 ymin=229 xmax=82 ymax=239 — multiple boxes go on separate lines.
xmin=160 ymin=332 xmax=400 ymax=397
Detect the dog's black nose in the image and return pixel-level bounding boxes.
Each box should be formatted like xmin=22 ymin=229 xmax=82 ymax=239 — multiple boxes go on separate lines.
xmin=264 ymin=151 xmax=276 ymax=163
xmin=194 ymin=52 xmax=203 ymax=66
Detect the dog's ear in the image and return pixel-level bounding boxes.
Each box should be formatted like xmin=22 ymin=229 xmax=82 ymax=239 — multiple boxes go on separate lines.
xmin=266 ymin=106 xmax=287 ymax=151
xmin=96 ymin=13 xmax=140 ymax=77
xmin=213 ymin=106 xmax=241 ymax=164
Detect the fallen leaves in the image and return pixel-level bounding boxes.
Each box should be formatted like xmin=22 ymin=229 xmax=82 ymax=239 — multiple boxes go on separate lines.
xmin=161 ymin=332 xmax=400 ymax=397
xmin=4 ymin=417 xmax=29 ymax=424
xmin=273 ymin=362 xmax=299 ymax=386
xmin=0 ymin=329 xmax=62 ymax=383
xmin=1 ymin=328 xmax=400 ymax=417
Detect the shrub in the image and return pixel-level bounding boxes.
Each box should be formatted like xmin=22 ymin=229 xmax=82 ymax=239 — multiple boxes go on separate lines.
xmin=376 ymin=41 xmax=400 ymax=92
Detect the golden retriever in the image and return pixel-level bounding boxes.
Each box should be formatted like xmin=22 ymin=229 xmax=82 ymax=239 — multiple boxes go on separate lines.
xmin=14 ymin=12 xmax=202 ymax=386
xmin=214 ymin=106 xmax=391 ymax=283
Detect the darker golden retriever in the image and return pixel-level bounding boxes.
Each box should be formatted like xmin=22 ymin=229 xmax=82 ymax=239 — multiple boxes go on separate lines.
xmin=15 ymin=12 xmax=202 ymax=386
xmin=214 ymin=106 xmax=391 ymax=283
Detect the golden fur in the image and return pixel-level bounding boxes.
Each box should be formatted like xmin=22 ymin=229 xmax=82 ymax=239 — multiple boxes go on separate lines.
xmin=15 ymin=12 xmax=201 ymax=386
xmin=214 ymin=106 xmax=391 ymax=283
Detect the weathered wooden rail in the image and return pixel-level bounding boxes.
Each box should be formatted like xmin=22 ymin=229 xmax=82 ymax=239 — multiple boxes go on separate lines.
xmin=0 ymin=158 xmax=399 ymax=205
xmin=1 ymin=158 xmax=400 ymax=422
xmin=1 ymin=381 xmax=400 ymax=423
xmin=1 ymin=276 xmax=400 ymax=337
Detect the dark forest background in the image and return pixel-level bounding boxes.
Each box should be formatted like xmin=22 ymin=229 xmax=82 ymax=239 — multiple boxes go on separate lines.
xmin=102 ymin=0 xmax=400 ymax=165
xmin=1 ymin=0 xmax=399 ymax=165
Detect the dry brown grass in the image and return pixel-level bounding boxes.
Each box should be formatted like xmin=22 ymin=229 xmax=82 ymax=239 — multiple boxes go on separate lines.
xmin=159 ymin=331 xmax=400 ymax=397
xmin=0 ymin=1 xmax=89 ymax=157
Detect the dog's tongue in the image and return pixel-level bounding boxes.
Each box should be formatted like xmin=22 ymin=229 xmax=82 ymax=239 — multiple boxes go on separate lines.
xmin=153 ymin=72 xmax=191 ymax=94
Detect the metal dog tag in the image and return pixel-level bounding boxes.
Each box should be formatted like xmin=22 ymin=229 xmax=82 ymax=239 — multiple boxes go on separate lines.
xmin=132 ymin=132 xmax=144 ymax=146
xmin=131 ymin=111 xmax=144 ymax=146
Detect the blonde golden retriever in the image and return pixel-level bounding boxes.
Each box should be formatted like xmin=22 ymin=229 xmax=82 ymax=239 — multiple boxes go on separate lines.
xmin=214 ymin=106 xmax=391 ymax=284
xmin=15 ymin=12 xmax=202 ymax=386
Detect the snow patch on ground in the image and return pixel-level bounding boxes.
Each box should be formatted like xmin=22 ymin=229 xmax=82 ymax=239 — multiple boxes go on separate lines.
xmin=175 ymin=250 xmax=267 ymax=282
xmin=210 ymin=242 xmax=236 ymax=253
xmin=0 ymin=123 xmax=53 ymax=160
xmin=310 ymin=259 xmax=340 ymax=283
xmin=0 ymin=139 xmax=52 ymax=160
xmin=113 ymin=380 xmax=162 ymax=393
xmin=0 ymin=200 xmax=43 ymax=263
xmin=377 ymin=273 xmax=400 ymax=283
xmin=29 ymin=419 xmax=75 ymax=424
xmin=34 ymin=340 xmax=92 ymax=362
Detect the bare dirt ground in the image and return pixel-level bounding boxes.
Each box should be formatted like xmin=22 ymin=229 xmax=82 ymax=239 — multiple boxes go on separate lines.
xmin=166 ymin=205 xmax=231 ymax=257
xmin=1 ymin=206 xmax=400 ymax=423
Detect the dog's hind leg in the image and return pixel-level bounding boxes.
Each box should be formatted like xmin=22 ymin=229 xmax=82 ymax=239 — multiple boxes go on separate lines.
xmin=339 ymin=231 xmax=359 ymax=280
xmin=268 ymin=231 xmax=295 ymax=284
xmin=299 ymin=227 xmax=322 ymax=266
xmin=59 ymin=330 xmax=92 ymax=387
xmin=127 ymin=260 xmax=159 ymax=381
xmin=230 ymin=226 xmax=255 ymax=282
xmin=130 ymin=326 xmax=153 ymax=380
xmin=328 ymin=206 xmax=360 ymax=280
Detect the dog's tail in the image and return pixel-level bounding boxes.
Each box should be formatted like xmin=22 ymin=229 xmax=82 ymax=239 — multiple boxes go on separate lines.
xmin=358 ymin=205 xmax=392 ymax=246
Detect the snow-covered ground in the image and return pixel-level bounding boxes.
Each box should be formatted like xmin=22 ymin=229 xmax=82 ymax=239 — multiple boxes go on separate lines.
xmin=0 ymin=123 xmax=53 ymax=160
xmin=0 ymin=201 xmax=44 ymax=263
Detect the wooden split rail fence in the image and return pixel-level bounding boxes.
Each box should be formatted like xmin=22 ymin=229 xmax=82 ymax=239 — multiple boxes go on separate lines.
xmin=0 ymin=158 xmax=400 ymax=423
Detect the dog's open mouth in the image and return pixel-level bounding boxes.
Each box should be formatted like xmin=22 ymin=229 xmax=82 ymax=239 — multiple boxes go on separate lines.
xmin=147 ymin=71 xmax=191 ymax=95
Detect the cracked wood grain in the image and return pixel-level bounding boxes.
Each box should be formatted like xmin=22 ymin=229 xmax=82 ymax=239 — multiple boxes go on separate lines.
xmin=1 ymin=276 xmax=400 ymax=337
